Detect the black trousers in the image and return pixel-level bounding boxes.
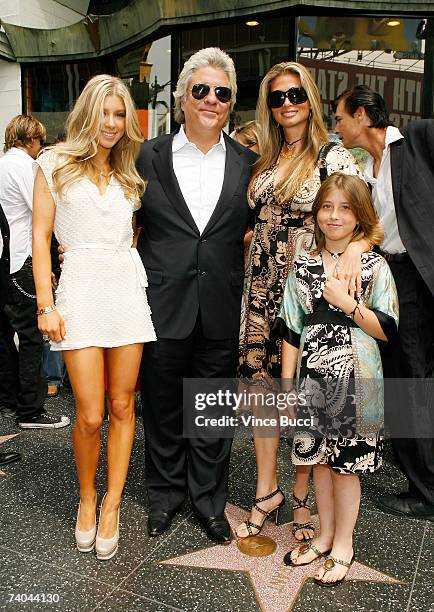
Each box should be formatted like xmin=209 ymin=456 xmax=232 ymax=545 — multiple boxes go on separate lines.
xmin=140 ymin=314 xmax=238 ymax=518
xmin=382 ymin=258 xmax=434 ymax=505
xmin=0 ymin=258 xmax=46 ymax=419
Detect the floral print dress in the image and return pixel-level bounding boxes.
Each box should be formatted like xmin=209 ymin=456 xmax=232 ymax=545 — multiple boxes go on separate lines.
xmin=239 ymin=145 xmax=360 ymax=383
xmin=274 ymin=251 xmax=399 ymax=474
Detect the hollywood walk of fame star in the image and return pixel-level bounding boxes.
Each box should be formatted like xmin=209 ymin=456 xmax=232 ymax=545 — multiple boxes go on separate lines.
xmin=0 ymin=434 xmax=19 ymax=476
xmin=160 ymin=503 xmax=401 ymax=612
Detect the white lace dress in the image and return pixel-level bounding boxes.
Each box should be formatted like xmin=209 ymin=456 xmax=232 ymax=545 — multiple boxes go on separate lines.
xmin=34 ymin=150 xmax=156 ymax=351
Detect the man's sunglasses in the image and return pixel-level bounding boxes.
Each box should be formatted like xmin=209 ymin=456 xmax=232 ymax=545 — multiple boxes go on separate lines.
xmin=268 ymin=87 xmax=308 ymax=109
xmin=191 ymin=83 xmax=232 ymax=103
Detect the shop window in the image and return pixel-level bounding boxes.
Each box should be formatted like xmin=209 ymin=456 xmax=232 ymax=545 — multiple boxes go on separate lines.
xmin=181 ymin=17 xmax=290 ymax=130
xmin=24 ymin=61 xmax=106 ymax=143
xmin=298 ymin=16 xmax=424 ymax=130
xmin=115 ymin=35 xmax=171 ymax=140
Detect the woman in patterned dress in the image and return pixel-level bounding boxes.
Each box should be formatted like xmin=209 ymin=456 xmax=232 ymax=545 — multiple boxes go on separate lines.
xmin=237 ymin=63 xmax=364 ymax=540
xmin=276 ymin=173 xmax=398 ymax=585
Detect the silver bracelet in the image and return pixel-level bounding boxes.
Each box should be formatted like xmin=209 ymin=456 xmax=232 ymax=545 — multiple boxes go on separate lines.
xmin=36 ymin=305 xmax=56 ymax=316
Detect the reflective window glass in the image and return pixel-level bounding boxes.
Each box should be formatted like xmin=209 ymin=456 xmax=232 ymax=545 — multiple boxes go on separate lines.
xmin=24 ymin=61 xmax=106 ymax=143
xmin=116 ymin=35 xmax=172 ymax=139
xmin=297 ymin=16 xmax=425 ymax=129
xmin=181 ymin=18 xmax=290 ymax=130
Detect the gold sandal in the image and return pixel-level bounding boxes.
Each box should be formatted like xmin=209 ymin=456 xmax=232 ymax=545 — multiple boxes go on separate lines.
xmin=284 ymin=541 xmax=331 ymax=566
xmin=314 ymin=551 xmax=355 ymax=587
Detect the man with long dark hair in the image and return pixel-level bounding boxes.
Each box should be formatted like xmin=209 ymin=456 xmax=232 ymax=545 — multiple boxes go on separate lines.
xmin=333 ymin=85 xmax=434 ymax=521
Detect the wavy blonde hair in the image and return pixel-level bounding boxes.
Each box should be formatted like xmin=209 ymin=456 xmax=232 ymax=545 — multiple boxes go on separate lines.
xmin=253 ymin=62 xmax=328 ymax=201
xmin=230 ymin=120 xmax=260 ymax=151
xmin=49 ymin=74 xmax=144 ymax=200
xmin=312 ymin=173 xmax=384 ymax=253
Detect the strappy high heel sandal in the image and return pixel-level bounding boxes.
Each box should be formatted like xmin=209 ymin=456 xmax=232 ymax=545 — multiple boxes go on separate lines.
xmin=292 ymin=492 xmax=315 ymax=541
xmin=237 ymin=487 xmax=285 ymax=538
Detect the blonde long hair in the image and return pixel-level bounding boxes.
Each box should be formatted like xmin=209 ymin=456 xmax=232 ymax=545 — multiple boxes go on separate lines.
xmin=253 ymin=62 xmax=328 ymax=201
xmin=50 ymin=74 xmax=145 ymax=200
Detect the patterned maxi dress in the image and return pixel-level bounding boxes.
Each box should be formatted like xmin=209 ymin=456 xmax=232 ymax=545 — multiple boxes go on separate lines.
xmin=239 ymin=145 xmax=360 ymax=382
xmin=274 ymin=251 xmax=399 ymax=474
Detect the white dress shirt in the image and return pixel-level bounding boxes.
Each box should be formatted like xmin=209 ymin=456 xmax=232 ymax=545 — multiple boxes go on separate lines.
xmin=363 ymin=126 xmax=406 ymax=254
xmin=172 ymin=125 xmax=226 ymax=234
xmin=0 ymin=147 xmax=35 ymax=273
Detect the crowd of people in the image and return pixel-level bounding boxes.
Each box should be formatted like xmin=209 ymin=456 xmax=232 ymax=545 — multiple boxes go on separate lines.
xmin=0 ymin=46 xmax=433 ymax=585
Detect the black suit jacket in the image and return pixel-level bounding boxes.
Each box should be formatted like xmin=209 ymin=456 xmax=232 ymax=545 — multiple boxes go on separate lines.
xmin=136 ymin=130 xmax=256 ymax=340
xmin=0 ymin=203 xmax=11 ymax=311
xmin=390 ymin=119 xmax=434 ymax=295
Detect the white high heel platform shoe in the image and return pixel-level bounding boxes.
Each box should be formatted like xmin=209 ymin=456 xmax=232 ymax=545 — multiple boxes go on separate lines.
xmin=95 ymin=494 xmax=120 ymax=561
xmin=75 ymin=500 xmax=97 ymax=552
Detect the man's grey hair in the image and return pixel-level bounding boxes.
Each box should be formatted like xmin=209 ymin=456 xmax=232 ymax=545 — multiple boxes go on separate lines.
xmin=173 ymin=47 xmax=237 ymax=124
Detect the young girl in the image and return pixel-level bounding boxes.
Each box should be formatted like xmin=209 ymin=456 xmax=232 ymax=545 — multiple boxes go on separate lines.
xmin=274 ymin=173 xmax=398 ymax=586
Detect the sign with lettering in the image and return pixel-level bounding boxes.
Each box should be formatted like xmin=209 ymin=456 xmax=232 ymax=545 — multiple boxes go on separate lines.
xmin=301 ymin=58 xmax=423 ymax=128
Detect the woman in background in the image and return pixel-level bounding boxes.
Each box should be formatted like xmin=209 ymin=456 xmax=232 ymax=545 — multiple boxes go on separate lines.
xmin=230 ymin=120 xmax=260 ymax=154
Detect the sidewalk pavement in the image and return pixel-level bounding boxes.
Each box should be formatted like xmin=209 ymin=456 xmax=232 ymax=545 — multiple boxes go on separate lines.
xmin=0 ymin=389 xmax=432 ymax=612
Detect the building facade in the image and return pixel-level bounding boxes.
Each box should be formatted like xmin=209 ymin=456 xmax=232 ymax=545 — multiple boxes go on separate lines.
xmin=1 ymin=0 xmax=433 ymax=144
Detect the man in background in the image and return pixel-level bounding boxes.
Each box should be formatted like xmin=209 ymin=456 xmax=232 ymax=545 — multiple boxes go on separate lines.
xmin=0 ymin=202 xmax=21 ymax=467
xmin=334 ymin=86 xmax=434 ymax=521
xmin=0 ymin=115 xmax=69 ymax=430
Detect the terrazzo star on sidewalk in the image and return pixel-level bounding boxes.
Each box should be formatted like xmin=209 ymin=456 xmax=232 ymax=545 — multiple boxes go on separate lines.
xmin=135 ymin=47 xmax=256 ymax=544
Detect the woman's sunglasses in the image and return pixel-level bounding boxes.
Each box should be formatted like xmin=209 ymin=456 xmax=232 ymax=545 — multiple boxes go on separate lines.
xmin=191 ymin=83 xmax=232 ymax=103
xmin=268 ymin=87 xmax=308 ymax=109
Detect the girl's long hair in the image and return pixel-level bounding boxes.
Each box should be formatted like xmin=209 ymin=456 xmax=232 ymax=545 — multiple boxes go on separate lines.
xmin=50 ymin=74 xmax=145 ymax=200
xmin=312 ymin=173 xmax=384 ymax=253
xmin=253 ymin=62 xmax=328 ymax=201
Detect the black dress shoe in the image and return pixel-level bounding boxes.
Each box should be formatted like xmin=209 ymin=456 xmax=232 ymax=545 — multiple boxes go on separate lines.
xmin=376 ymin=493 xmax=434 ymax=521
xmin=0 ymin=405 xmax=17 ymax=419
xmin=198 ymin=516 xmax=232 ymax=544
xmin=147 ymin=510 xmax=176 ymax=537
xmin=0 ymin=451 xmax=21 ymax=467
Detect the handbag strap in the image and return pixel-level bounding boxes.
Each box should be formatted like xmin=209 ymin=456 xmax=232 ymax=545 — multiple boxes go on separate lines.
xmin=316 ymin=142 xmax=339 ymax=183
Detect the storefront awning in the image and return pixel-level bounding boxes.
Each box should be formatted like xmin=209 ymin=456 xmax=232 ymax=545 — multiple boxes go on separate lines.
xmin=2 ymin=0 xmax=434 ymax=62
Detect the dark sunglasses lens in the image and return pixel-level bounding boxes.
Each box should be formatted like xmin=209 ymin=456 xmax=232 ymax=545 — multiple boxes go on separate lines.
xmin=268 ymin=87 xmax=308 ymax=108
xmin=288 ymin=88 xmax=308 ymax=104
xmin=192 ymin=83 xmax=210 ymax=100
xmin=214 ymin=86 xmax=231 ymax=103
xmin=268 ymin=90 xmax=285 ymax=108
xmin=192 ymin=84 xmax=231 ymax=103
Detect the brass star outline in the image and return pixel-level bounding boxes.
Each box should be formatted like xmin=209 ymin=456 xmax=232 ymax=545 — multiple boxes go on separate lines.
xmin=160 ymin=503 xmax=402 ymax=612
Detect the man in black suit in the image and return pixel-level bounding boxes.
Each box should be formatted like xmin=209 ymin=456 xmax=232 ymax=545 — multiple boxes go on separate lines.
xmin=136 ymin=47 xmax=256 ymax=542
xmin=0 ymin=203 xmax=21 ymax=467
xmin=334 ymin=85 xmax=434 ymax=520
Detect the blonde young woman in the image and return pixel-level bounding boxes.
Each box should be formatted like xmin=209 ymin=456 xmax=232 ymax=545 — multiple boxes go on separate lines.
xmin=32 ymin=75 xmax=156 ymax=560
xmin=237 ymin=62 xmax=365 ymax=540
